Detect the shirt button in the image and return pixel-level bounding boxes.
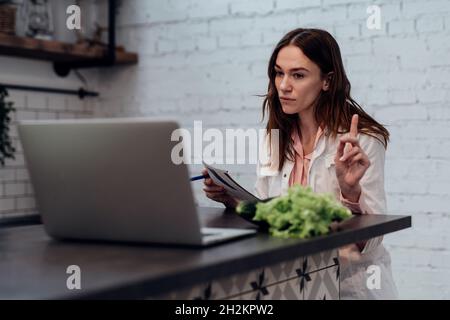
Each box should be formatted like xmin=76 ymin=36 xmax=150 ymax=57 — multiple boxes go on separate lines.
xmin=283 ymin=173 xmax=287 ymax=178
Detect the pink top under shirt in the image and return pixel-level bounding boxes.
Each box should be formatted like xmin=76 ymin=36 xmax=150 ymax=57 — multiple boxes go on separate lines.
xmin=288 ymin=126 xmax=324 ymax=187
xmin=288 ymin=126 xmax=362 ymax=213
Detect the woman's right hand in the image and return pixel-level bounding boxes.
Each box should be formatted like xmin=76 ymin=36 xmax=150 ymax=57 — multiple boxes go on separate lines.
xmin=202 ymin=168 xmax=239 ymax=209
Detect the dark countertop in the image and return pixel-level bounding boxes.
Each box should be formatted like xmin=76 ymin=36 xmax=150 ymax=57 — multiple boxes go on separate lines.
xmin=0 ymin=207 xmax=411 ymax=299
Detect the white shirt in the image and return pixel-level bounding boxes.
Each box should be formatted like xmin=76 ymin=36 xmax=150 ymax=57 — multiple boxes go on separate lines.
xmin=254 ymin=130 xmax=399 ymax=299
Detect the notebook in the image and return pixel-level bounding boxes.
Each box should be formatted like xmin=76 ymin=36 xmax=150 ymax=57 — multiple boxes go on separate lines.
xmin=202 ymin=161 xmax=260 ymax=202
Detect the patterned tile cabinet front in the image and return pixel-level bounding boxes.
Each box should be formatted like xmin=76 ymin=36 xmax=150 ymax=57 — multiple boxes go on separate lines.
xmin=150 ymin=249 xmax=339 ymax=300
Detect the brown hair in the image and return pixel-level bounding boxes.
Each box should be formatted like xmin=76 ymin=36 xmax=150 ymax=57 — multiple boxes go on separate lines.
xmin=262 ymin=28 xmax=389 ymax=170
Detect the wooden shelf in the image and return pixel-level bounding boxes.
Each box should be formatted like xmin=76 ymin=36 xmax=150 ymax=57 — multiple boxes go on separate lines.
xmin=0 ymin=34 xmax=138 ymax=64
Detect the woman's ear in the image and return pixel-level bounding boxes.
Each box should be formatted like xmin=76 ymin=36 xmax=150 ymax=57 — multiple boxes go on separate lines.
xmin=322 ymin=72 xmax=334 ymax=91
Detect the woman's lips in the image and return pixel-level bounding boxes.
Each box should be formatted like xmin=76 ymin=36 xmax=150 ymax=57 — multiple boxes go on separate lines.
xmin=280 ymin=97 xmax=296 ymax=102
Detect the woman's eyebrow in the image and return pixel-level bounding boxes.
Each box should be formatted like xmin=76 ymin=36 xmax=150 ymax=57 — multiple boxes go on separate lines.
xmin=274 ymin=64 xmax=309 ymax=72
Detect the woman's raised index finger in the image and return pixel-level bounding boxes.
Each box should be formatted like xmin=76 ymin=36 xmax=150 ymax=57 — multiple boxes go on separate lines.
xmin=350 ymin=114 xmax=359 ymax=138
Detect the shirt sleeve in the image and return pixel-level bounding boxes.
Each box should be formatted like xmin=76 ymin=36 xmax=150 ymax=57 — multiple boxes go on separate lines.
xmin=340 ymin=191 xmax=362 ymax=213
xmin=254 ymin=173 xmax=269 ymax=200
xmin=254 ymin=132 xmax=277 ymax=200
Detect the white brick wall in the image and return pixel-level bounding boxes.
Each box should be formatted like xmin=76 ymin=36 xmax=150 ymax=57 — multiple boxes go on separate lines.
xmin=92 ymin=0 xmax=450 ymax=299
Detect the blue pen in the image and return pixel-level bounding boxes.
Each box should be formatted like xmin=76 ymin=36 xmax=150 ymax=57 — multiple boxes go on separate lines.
xmin=190 ymin=174 xmax=208 ymax=181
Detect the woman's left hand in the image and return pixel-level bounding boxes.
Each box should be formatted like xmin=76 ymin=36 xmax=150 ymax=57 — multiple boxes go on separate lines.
xmin=334 ymin=114 xmax=371 ymax=203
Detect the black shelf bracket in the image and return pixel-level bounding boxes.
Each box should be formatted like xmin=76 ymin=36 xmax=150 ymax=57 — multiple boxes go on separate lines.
xmin=53 ymin=0 xmax=117 ymax=77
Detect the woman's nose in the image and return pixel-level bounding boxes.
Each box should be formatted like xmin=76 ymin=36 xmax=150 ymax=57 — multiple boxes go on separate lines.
xmin=279 ymin=75 xmax=291 ymax=91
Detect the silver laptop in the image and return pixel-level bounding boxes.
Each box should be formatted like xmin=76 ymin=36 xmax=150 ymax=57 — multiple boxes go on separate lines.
xmin=18 ymin=118 xmax=256 ymax=246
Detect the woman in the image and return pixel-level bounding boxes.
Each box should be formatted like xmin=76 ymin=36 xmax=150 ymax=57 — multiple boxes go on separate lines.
xmin=202 ymin=28 xmax=398 ymax=299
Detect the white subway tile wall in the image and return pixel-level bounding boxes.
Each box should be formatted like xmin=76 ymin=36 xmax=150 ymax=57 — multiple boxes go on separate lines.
xmin=0 ymin=87 xmax=94 ymax=219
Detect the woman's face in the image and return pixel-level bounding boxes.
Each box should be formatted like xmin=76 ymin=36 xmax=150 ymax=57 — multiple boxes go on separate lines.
xmin=274 ymin=45 xmax=329 ymax=115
